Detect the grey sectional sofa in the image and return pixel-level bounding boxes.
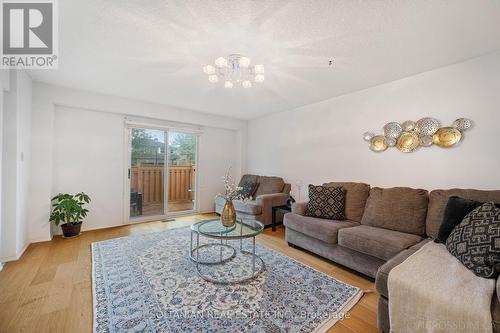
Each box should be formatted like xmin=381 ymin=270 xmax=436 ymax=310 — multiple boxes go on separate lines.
xmin=215 ymin=174 xmax=291 ymax=227
xmin=283 ymin=182 xmax=500 ymax=332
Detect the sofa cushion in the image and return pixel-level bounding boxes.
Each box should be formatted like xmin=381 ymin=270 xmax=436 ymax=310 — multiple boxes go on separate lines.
xmin=254 ymin=176 xmax=285 ymax=197
xmin=215 ymin=197 xmax=262 ymax=215
xmin=338 ymin=225 xmax=423 ymax=261
xmin=361 ymin=187 xmax=428 ymax=235
xmin=426 ymin=189 xmax=500 ymax=239
xmin=323 ymin=182 xmax=370 ymax=222
xmin=284 ymin=213 xmax=359 ymax=244
xmin=305 ymin=185 xmax=345 ymax=220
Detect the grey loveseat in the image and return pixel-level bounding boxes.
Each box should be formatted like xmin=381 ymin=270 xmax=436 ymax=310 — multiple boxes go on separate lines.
xmin=283 ymin=182 xmax=500 ymax=332
xmin=215 ymin=174 xmax=291 ymax=227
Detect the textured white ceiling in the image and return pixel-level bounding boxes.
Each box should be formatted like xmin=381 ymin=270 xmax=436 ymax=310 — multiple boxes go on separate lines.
xmin=29 ymin=0 xmax=500 ymax=120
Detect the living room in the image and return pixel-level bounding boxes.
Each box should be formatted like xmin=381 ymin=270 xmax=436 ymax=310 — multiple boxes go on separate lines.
xmin=1 ymin=1 xmax=500 ymax=332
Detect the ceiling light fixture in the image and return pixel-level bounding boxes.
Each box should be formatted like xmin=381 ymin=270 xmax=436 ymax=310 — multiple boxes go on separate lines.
xmin=203 ymin=54 xmax=264 ymax=88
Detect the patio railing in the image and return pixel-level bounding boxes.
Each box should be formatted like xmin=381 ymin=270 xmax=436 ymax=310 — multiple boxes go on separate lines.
xmin=131 ymin=165 xmax=195 ymax=205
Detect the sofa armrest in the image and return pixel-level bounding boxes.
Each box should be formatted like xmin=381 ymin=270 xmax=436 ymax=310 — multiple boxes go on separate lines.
xmin=254 ymin=192 xmax=289 ymax=207
xmin=254 ymin=193 xmax=289 ymax=226
xmin=291 ymin=202 xmax=308 ymax=216
xmin=497 ymin=277 xmax=500 ymax=304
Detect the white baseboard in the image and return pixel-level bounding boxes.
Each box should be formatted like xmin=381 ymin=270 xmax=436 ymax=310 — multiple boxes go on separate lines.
xmin=0 ymin=241 xmax=30 ymax=263
xmin=29 ymin=236 xmax=52 ymax=243
xmin=0 ymin=262 xmax=4 ymax=271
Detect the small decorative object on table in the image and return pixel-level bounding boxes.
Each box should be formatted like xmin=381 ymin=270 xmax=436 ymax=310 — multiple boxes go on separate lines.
xmin=49 ymin=192 xmax=91 ymax=238
xmin=216 ymin=167 xmax=248 ymax=228
xmin=286 ymin=195 xmax=295 ymax=208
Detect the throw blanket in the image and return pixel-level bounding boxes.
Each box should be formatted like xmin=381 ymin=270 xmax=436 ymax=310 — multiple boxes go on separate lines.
xmin=388 ymin=242 xmax=495 ymax=333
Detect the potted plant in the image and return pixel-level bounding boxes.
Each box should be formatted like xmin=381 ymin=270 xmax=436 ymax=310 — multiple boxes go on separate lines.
xmin=49 ymin=192 xmax=91 ymax=238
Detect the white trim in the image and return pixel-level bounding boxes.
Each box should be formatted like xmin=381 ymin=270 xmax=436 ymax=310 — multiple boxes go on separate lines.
xmin=0 ymin=241 xmax=29 ymax=262
xmin=124 ymin=120 xmax=203 ymax=135
xmin=0 ymin=262 xmax=4 ymax=271
xmin=122 ymin=125 xmax=131 ymax=224
xmin=29 ymin=236 xmax=52 ymax=243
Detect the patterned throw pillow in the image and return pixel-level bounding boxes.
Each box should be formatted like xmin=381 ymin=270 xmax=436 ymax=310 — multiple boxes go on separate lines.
xmin=305 ymin=185 xmax=345 ymax=220
xmin=446 ymin=202 xmax=500 ymax=278
xmin=238 ymin=180 xmax=258 ymax=199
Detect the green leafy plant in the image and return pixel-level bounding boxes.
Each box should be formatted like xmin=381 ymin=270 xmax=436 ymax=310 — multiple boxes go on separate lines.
xmin=49 ymin=192 xmax=91 ymax=226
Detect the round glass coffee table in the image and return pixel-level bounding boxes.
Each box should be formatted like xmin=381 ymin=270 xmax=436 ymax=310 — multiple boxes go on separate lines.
xmin=191 ymin=219 xmax=265 ymax=284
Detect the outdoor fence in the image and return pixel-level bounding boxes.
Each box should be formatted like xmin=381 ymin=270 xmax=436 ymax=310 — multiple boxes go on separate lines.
xmin=131 ymin=165 xmax=195 ymax=204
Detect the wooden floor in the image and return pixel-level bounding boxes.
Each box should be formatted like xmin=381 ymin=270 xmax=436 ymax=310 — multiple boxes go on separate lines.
xmin=0 ymin=214 xmax=380 ymax=333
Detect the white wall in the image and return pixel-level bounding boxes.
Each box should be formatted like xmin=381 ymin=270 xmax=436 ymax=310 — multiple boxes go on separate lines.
xmin=52 ymin=106 xmax=239 ymax=231
xmin=0 ymin=69 xmax=11 ymax=267
xmin=247 ymin=52 xmax=500 ymax=200
xmin=0 ymin=70 xmax=32 ymax=262
xmin=29 ymin=83 xmax=246 ymax=241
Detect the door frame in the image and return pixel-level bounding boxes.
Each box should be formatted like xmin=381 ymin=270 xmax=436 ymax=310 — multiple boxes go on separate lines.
xmin=123 ymin=122 xmax=200 ymax=224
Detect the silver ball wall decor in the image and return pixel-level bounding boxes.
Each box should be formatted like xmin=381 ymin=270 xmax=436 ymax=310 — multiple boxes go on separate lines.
xmin=419 ymin=135 xmax=433 ymax=147
xmin=383 ymin=122 xmax=403 ymax=139
xmin=452 ymin=118 xmax=472 ymax=131
xmin=386 ymin=137 xmax=397 ymax=147
xmin=401 ymin=120 xmax=416 ymax=131
xmin=415 ymin=118 xmax=441 ymax=136
xmin=362 ymin=131 xmax=375 ymax=142
xmin=364 ymin=117 xmax=472 ymax=153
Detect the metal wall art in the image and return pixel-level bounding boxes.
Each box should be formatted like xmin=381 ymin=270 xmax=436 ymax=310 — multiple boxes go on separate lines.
xmin=363 ymin=117 xmax=472 ymax=153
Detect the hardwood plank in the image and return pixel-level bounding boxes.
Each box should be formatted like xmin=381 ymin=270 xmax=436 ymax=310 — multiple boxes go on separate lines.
xmin=0 ymin=213 xmax=380 ymax=332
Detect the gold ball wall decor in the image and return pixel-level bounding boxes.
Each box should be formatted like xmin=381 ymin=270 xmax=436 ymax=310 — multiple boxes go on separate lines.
xmin=397 ymin=132 xmax=420 ymax=153
xmin=369 ymin=136 xmax=388 ymax=152
xmin=433 ymin=127 xmax=462 ymax=147
xmin=364 ymin=117 xmax=472 ymax=153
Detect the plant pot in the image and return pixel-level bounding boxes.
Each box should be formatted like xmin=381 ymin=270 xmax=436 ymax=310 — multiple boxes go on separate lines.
xmin=61 ymin=222 xmax=82 ymax=238
xmin=221 ymin=200 xmax=236 ymax=228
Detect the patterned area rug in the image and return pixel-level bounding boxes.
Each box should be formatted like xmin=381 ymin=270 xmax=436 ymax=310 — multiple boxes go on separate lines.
xmin=92 ymin=226 xmax=363 ymax=333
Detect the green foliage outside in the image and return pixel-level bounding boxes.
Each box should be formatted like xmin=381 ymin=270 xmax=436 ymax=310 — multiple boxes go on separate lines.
xmin=131 ymin=129 xmax=164 ymax=165
xmin=169 ymin=132 xmax=196 ymax=166
xmin=131 ymin=129 xmax=195 ymax=166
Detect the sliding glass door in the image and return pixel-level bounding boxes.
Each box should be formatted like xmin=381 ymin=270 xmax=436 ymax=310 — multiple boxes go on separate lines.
xmin=127 ymin=126 xmax=197 ymax=221
xmin=167 ymin=131 xmax=197 ymax=213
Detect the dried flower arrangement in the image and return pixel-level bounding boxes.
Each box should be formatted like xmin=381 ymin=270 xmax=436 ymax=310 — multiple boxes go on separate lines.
xmin=216 ymin=167 xmax=248 ymax=201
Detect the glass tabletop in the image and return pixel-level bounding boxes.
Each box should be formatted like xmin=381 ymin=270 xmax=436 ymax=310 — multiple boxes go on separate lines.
xmin=197 ymin=219 xmax=264 ymax=239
